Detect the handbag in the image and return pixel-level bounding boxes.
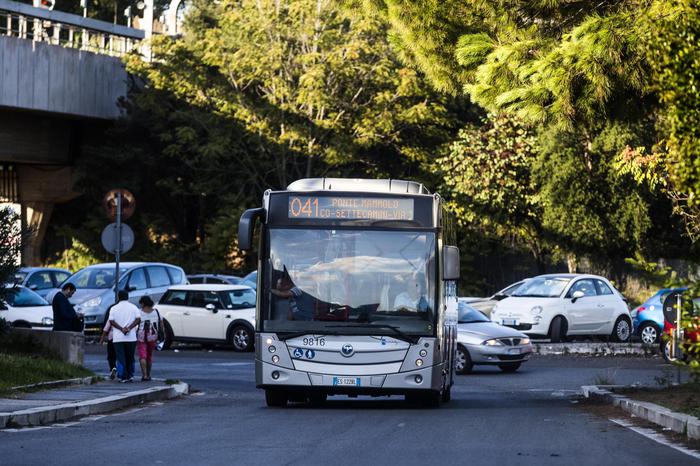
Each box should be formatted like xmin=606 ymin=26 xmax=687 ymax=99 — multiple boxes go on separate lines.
xmin=155 ymin=309 xmax=165 ymax=342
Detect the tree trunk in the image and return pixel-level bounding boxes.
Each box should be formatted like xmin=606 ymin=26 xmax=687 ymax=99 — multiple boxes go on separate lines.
xmin=567 ymin=254 xmax=577 ymax=273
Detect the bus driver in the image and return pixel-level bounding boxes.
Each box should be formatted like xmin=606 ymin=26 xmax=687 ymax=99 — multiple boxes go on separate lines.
xmin=393 ymin=274 xmax=429 ymax=313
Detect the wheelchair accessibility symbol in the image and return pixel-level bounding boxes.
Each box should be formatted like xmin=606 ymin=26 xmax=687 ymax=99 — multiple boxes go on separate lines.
xmin=293 ymin=348 xmax=303 ymax=358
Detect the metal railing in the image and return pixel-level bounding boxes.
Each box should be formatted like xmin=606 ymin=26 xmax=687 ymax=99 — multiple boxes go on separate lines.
xmin=0 ymin=0 xmax=145 ymax=57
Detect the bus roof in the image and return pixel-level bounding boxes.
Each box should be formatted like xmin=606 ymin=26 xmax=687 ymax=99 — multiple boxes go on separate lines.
xmin=287 ymin=178 xmax=431 ymax=195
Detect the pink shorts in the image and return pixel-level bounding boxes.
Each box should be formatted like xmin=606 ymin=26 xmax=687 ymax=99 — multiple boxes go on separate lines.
xmin=137 ymin=341 xmax=156 ymax=362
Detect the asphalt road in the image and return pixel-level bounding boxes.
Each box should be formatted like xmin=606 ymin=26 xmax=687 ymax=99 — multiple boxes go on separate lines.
xmin=1 ymin=345 xmax=696 ymax=466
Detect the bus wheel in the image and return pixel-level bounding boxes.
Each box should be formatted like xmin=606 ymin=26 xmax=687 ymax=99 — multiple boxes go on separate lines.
xmin=265 ymin=389 xmax=288 ymax=408
xmin=407 ymin=390 xmax=440 ymax=408
xmin=441 ymin=384 xmax=451 ymax=403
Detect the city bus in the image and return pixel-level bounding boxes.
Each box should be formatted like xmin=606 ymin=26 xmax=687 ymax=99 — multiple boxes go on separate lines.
xmin=238 ymin=178 xmax=460 ymax=407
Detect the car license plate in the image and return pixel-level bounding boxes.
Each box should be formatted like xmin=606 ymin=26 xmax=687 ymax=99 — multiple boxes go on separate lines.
xmin=501 ymin=319 xmax=519 ymax=326
xmin=508 ymin=348 xmax=521 ymax=355
xmin=333 ymin=377 xmax=360 ymax=386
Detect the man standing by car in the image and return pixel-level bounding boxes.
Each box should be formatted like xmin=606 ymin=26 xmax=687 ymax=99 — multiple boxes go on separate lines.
xmin=109 ymin=290 xmax=141 ymax=382
xmin=52 ymin=283 xmax=81 ymax=331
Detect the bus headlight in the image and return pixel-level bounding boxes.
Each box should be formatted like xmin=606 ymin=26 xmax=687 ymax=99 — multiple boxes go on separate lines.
xmin=419 ymin=349 xmax=427 ymax=357
xmin=268 ymin=345 xmax=276 ymax=353
xmin=414 ymin=375 xmax=423 ymax=383
xmin=265 ymin=337 xmax=273 ymax=345
xmin=415 ymin=359 xmax=423 ymax=367
xmin=271 ymin=371 xmax=280 ymax=380
xmin=272 ymin=355 xmax=280 ymax=363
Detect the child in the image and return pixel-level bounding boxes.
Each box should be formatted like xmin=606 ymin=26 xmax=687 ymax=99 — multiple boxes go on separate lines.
xmin=137 ymin=296 xmax=163 ymax=381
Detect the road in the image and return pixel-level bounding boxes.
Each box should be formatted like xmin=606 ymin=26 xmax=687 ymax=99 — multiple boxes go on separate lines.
xmin=1 ymin=345 xmax=696 ymax=465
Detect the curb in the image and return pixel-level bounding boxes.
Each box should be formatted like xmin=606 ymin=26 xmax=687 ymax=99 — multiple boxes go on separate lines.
xmin=11 ymin=376 xmax=97 ymax=391
xmin=0 ymin=382 xmax=189 ymax=429
xmin=581 ymin=384 xmax=700 ymax=440
xmin=534 ymin=343 xmax=656 ymax=356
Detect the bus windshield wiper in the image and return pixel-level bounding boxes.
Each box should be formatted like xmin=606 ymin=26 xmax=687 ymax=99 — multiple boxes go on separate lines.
xmin=276 ymin=330 xmax=342 ymax=341
xmin=324 ymin=324 xmax=420 ymax=344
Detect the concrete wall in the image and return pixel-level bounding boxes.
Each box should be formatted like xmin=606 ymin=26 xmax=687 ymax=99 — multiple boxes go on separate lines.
xmin=0 ymin=35 xmax=128 ymax=119
xmin=12 ymin=328 xmax=84 ymax=365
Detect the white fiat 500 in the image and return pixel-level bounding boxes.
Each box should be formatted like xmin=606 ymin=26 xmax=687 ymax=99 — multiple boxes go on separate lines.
xmin=0 ymin=285 xmax=54 ymax=329
xmin=490 ymin=274 xmax=631 ymax=342
xmin=157 ymin=284 xmax=256 ymax=351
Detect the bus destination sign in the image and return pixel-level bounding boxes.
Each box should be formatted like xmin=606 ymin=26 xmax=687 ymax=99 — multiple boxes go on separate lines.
xmin=288 ymin=196 xmax=414 ymax=221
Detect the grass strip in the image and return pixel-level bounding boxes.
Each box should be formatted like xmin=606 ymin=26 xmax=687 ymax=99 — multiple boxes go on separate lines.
xmin=0 ymin=353 xmax=93 ymax=397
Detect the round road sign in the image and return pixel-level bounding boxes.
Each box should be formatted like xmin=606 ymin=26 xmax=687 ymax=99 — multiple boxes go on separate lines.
xmin=101 ymin=223 xmax=135 ymax=255
xmin=102 ymin=189 xmax=136 ymax=221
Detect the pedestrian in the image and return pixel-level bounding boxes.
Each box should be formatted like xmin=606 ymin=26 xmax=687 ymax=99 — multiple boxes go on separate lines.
xmin=137 ymin=296 xmax=162 ymax=381
xmin=109 ymin=290 xmax=140 ymax=383
xmin=99 ymin=305 xmax=118 ymax=380
xmin=52 ymin=283 xmax=82 ymax=332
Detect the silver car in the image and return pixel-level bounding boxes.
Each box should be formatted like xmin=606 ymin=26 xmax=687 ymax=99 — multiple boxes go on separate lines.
xmin=456 ymin=302 xmax=533 ymax=374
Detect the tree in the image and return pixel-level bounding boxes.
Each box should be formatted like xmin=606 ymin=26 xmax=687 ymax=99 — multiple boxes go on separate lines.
xmin=0 ymin=207 xmax=22 ymax=305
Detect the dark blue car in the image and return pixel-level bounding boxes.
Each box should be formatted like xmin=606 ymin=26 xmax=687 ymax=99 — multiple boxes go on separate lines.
xmin=632 ymin=287 xmax=687 ymax=344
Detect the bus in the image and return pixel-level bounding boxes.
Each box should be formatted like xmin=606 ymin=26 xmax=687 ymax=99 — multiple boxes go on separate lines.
xmin=238 ymin=178 xmax=460 ymax=407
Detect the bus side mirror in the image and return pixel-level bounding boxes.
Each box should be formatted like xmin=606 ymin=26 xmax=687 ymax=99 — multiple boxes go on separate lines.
xmin=443 ymin=245 xmax=460 ymax=280
xmin=238 ymin=208 xmax=265 ymax=251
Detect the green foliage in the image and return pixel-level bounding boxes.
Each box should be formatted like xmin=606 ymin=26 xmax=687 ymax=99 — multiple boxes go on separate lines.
xmin=45 ymin=238 xmax=100 ymax=272
xmin=0 ymin=206 xmax=22 ymax=306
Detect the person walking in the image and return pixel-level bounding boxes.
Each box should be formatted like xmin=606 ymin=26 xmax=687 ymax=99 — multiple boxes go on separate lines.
xmin=109 ymin=290 xmax=140 ymax=383
xmin=99 ymin=304 xmax=118 ymax=380
xmin=52 ymin=283 xmax=82 ymax=332
xmin=136 ymin=296 xmax=162 ymax=381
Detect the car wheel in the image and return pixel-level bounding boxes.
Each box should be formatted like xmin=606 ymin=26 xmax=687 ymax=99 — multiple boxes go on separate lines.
xmin=161 ymin=320 xmax=174 ymax=350
xmin=230 ymin=325 xmax=254 ymax=352
xmin=549 ymin=316 xmax=567 ymax=343
xmin=265 ymin=389 xmax=288 ymax=407
xmin=638 ymin=323 xmax=659 ymax=345
xmin=498 ymin=362 xmax=521 ymax=373
xmin=662 ymin=340 xmax=685 ymax=363
xmin=611 ymin=316 xmax=631 ymax=342
xmin=455 ymin=345 xmax=473 ymax=374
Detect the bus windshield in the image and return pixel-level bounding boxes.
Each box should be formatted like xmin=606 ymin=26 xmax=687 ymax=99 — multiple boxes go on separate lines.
xmin=263 ymin=229 xmax=436 ymax=336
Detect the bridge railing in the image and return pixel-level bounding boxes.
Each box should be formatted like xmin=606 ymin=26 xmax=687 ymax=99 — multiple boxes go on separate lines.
xmin=0 ymin=0 xmax=145 ymax=58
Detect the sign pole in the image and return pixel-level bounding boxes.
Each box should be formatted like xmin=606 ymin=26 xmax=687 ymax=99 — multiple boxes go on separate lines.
xmin=114 ymin=192 xmax=122 ymax=303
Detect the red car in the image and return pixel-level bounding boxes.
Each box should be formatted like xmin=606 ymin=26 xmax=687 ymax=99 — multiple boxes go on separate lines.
xmin=661 ymin=291 xmax=700 ymax=362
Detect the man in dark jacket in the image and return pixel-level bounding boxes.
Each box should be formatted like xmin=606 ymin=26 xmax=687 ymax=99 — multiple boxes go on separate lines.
xmin=52 ymin=283 xmax=81 ymax=331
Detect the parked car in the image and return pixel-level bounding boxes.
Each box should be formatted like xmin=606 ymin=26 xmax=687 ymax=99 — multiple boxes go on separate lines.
xmin=13 ymin=267 xmax=71 ymax=299
xmin=187 ymin=274 xmax=244 ymax=285
xmin=48 ymin=262 xmax=187 ymax=333
xmin=632 ymin=287 xmax=687 ymax=345
xmin=490 ymin=273 xmax=632 ymax=343
xmin=242 ymin=270 xmax=257 ymax=290
xmin=456 ymin=301 xmax=532 ymax=374
xmin=157 ymin=284 xmax=256 ymax=351
xmin=466 ymin=279 xmax=529 ymax=317
xmin=659 ymin=290 xmax=700 ymax=362
xmin=0 ymin=285 xmax=53 ymax=329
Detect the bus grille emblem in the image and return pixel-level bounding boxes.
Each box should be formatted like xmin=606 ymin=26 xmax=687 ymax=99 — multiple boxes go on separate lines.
xmin=341 ymin=344 xmax=354 ymax=357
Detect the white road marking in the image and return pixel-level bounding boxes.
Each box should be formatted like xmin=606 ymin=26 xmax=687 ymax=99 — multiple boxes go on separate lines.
xmin=610 ymin=418 xmax=700 ymax=460
xmin=212 ymin=362 xmax=255 ymax=367
xmin=191 ymin=392 xmax=206 ymax=396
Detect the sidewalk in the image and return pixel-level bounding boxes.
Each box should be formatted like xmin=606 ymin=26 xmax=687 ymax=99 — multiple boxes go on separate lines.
xmin=0 ymin=377 xmax=188 ymax=428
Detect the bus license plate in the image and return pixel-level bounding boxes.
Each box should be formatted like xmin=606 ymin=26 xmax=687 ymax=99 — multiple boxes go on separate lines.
xmin=333 ymin=377 xmax=360 ymax=386
xmin=501 ymin=319 xmax=519 ymax=326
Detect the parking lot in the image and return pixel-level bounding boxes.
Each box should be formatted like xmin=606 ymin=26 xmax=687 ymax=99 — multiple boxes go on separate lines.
xmin=1 ymin=345 xmax=695 ymax=465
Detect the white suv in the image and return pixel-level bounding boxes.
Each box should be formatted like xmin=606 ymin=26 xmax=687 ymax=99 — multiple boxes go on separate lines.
xmin=490 ymin=274 xmax=631 ymax=342
xmin=157 ymin=284 xmax=256 ymax=351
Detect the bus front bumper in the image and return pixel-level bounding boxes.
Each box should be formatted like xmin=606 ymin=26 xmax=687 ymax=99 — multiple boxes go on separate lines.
xmin=256 ymin=360 xmax=444 ymax=394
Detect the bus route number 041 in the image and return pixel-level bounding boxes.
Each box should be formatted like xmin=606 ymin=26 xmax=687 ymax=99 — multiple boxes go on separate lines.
xmin=289 ymin=197 xmax=327 ymax=218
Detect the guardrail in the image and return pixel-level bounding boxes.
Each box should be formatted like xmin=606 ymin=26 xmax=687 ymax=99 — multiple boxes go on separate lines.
xmin=0 ymin=0 xmax=145 ymax=57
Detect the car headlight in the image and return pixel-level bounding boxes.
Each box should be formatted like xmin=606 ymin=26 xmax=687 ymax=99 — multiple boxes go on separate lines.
xmin=530 ymin=306 xmax=543 ymax=315
xmin=82 ymin=296 xmax=102 ymax=308
xmin=42 ymin=317 xmax=53 ymax=326
xmin=482 ymin=338 xmax=504 ymax=346
xmin=520 ymin=337 xmax=530 ymax=345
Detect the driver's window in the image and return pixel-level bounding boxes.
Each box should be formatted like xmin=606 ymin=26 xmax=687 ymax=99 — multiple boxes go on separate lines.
xmin=128 ymin=268 xmax=148 ymax=291
xmin=568 ymin=279 xmax=596 ymax=298
xmin=27 ymin=272 xmax=53 ymax=290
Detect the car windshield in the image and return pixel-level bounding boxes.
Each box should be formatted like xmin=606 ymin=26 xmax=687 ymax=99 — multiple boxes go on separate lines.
xmin=67 ymin=267 xmax=130 ymax=289
xmin=512 ymin=277 xmax=571 ymax=298
xmin=458 ymin=303 xmax=489 ymax=323
xmin=220 ymin=288 xmax=256 ymax=309
xmin=263 ymin=229 xmax=436 ymax=337
xmin=4 ymin=287 xmax=48 ymax=307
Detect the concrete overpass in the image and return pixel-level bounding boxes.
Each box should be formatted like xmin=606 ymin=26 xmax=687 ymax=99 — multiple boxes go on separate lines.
xmin=0 ymin=0 xmax=144 ymax=264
